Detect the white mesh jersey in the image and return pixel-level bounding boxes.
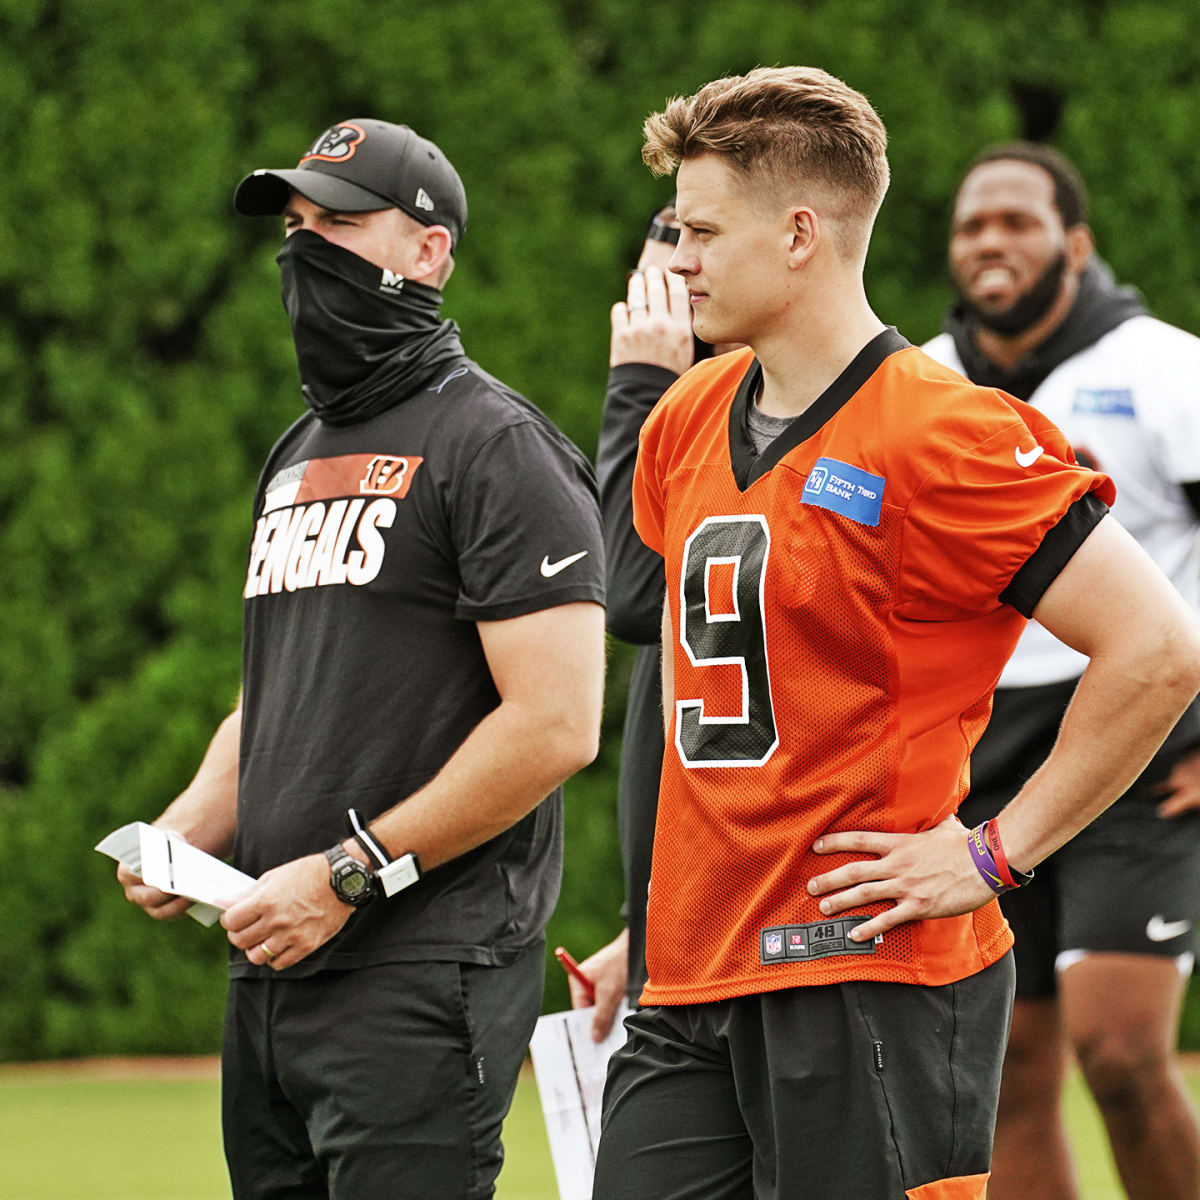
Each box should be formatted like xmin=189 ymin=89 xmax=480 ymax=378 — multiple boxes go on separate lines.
xmin=925 ymin=315 xmax=1200 ymax=686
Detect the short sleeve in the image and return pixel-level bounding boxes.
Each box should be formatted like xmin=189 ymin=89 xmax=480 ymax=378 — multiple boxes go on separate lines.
xmin=898 ymin=402 xmax=1115 ymax=620
xmin=1138 ymin=332 xmax=1200 ymax=484
xmin=631 ymin=399 xmax=669 ymax=557
xmin=451 ymin=420 xmax=606 ymax=621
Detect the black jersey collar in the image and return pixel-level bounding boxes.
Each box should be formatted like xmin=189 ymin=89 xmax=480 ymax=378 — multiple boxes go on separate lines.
xmin=728 ymin=326 xmax=911 ymax=490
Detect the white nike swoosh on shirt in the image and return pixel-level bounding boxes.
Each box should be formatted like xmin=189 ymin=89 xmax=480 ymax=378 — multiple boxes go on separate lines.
xmin=1015 ymin=444 xmax=1045 ymax=468
xmin=1146 ymin=915 xmax=1192 ymax=942
xmin=540 ymin=550 xmax=589 ymax=578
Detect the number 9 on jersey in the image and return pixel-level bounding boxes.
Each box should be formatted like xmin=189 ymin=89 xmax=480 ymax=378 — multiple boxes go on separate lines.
xmin=676 ymin=515 xmax=779 ymax=768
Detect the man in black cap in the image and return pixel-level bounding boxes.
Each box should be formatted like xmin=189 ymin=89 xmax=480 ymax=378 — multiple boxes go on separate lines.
xmin=114 ymin=118 xmax=607 ymax=1199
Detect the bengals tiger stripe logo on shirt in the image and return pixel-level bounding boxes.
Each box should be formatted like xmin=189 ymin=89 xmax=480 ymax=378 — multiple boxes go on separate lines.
xmin=244 ymin=454 xmax=424 ymax=597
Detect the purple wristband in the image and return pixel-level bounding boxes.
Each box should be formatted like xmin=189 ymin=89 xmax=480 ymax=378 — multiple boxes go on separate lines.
xmin=967 ymin=822 xmax=1012 ymax=896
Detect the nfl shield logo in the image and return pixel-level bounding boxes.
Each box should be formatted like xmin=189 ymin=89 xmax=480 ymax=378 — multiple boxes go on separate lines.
xmin=765 ymin=932 xmax=783 ymax=956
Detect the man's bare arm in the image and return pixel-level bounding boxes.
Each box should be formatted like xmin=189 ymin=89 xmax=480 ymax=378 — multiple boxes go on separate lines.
xmin=116 ymin=699 xmax=242 ymax=919
xmin=369 ymin=600 xmax=606 ymax=866
xmin=991 ymin=515 xmax=1200 ymax=866
xmin=222 ymin=602 xmax=606 ymax=970
xmin=809 ymin=516 xmax=1200 ymax=941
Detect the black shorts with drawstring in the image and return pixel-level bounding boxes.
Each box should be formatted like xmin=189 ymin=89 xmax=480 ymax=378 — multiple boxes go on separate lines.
xmin=593 ymin=952 xmax=1015 ymax=1200
xmin=221 ymin=941 xmax=543 ymax=1200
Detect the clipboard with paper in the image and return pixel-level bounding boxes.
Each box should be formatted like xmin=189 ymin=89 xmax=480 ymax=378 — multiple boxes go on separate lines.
xmin=529 ymin=1002 xmax=630 ymax=1200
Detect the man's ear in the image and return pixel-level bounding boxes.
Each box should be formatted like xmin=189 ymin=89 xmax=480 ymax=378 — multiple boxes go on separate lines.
xmin=787 ymin=208 xmax=820 ymax=270
xmin=410 ymin=225 xmax=454 ymax=284
xmin=1066 ymin=224 xmax=1095 ymax=274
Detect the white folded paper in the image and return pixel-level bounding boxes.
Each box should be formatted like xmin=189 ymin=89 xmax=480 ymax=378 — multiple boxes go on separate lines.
xmin=529 ymin=1003 xmax=631 ymax=1200
xmin=95 ymin=821 xmax=256 ymax=927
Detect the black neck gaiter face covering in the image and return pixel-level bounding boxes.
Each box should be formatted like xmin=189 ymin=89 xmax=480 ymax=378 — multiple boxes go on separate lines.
xmin=276 ymin=229 xmax=465 ymax=426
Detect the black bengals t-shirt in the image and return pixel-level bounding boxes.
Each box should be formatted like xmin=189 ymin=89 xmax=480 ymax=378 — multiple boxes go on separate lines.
xmin=232 ymin=356 xmax=606 ymax=978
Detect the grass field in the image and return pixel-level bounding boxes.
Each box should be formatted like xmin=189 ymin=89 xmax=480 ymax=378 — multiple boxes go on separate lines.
xmin=0 ymin=1058 xmax=1194 ymax=1199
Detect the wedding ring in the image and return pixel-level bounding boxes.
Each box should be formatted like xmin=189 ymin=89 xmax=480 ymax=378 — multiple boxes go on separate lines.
xmin=259 ymin=941 xmax=277 ymax=962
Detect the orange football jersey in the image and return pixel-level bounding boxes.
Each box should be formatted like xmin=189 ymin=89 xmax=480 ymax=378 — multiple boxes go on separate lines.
xmin=633 ymin=330 xmax=1115 ymax=1005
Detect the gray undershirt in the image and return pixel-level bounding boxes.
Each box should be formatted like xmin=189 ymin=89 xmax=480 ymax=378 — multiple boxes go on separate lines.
xmin=745 ymin=396 xmax=799 ymax=455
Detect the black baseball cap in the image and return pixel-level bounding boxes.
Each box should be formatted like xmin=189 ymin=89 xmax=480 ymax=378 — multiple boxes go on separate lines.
xmin=234 ymin=118 xmax=468 ymax=247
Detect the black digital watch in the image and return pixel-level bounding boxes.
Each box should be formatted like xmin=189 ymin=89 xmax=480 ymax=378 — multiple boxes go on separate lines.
xmin=324 ymin=844 xmax=376 ymax=908
xmin=645 ymin=217 xmax=681 ymax=245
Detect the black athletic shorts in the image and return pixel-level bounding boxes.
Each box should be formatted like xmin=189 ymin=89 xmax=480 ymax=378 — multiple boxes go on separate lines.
xmin=962 ymin=679 xmax=1200 ymax=996
xmin=221 ymin=942 xmax=543 ymax=1200
xmin=592 ymin=952 xmax=1015 ymax=1200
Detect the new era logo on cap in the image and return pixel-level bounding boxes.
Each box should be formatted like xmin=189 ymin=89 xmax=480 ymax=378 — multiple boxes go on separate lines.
xmin=234 ymin=118 xmax=468 ymax=247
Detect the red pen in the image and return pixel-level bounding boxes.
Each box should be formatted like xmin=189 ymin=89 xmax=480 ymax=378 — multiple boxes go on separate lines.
xmin=554 ymin=945 xmax=596 ymax=1003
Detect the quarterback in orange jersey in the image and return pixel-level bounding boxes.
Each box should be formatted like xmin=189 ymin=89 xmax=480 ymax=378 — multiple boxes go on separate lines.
xmin=590 ymin=68 xmax=1200 ymax=1200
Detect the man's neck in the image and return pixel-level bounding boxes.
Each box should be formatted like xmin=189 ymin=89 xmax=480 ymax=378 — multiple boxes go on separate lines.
xmin=755 ymin=283 xmax=886 ymax=419
xmin=970 ymin=273 xmax=1080 ymax=372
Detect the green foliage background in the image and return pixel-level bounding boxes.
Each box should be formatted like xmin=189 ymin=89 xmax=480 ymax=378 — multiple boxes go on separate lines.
xmin=2 ymin=0 xmax=1199 ymax=1058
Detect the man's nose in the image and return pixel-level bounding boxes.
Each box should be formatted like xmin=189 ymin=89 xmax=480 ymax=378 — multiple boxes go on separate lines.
xmin=669 ymin=247 xmax=697 ymax=276
xmin=973 ymin=223 xmax=1008 ymax=255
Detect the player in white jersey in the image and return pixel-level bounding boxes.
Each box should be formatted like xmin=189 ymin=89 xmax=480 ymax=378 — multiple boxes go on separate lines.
xmin=925 ymin=142 xmax=1200 ymax=1200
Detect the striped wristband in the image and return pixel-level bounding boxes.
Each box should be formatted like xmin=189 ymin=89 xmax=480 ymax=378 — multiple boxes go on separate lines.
xmin=967 ymin=820 xmax=1033 ymax=895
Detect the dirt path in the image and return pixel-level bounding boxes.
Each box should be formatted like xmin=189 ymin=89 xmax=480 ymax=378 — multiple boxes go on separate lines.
xmin=0 ymin=1055 xmax=221 ymax=1080
xmin=0 ymin=1054 xmax=542 ymax=1081
xmin=4 ymin=1052 xmax=1197 ymax=1083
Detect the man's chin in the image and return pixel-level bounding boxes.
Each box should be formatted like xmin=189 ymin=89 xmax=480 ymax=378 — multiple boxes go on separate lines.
xmin=968 ymin=298 xmax=1015 ymax=324
xmin=967 ymin=301 xmax=1046 ymax=337
xmin=692 ymin=315 xmax=731 ymax=348
xmin=969 ymin=290 xmax=1015 ymax=315
xmin=956 ymin=251 xmax=1070 ymax=337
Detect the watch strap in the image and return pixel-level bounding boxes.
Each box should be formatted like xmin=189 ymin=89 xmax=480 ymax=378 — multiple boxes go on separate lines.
xmin=646 ymin=219 xmax=680 ymax=245
xmin=346 ymin=807 xmax=393 ymax=869
xmin=345 ymin=808 xmax=422 ymax=898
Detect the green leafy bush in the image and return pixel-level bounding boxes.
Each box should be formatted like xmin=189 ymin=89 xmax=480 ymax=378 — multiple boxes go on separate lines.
xmin=3 ymin=0 xmax=1198 ymax=1057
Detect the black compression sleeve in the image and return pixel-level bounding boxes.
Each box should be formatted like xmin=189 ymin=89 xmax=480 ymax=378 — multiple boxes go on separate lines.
xmin=1000 ymin=492 xmax=1109 ymax=618
xmin=597 ymin=363 xmax=677 ymax=644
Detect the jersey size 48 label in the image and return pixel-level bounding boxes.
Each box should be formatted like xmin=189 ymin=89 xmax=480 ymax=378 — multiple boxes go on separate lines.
xmin=760 ymin=916 xmax=878 ymax=964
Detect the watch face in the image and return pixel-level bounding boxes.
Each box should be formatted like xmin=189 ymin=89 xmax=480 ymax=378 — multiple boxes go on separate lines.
xmin=327 ymin=845 xmax=377 ymax=906
xmin=342 ymin=868 xmax=370 ymax=897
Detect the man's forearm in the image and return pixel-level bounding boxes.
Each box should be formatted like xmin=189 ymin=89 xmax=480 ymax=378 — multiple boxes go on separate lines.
xmin=358 ymin=603 xmax=605 ymax=871
xmin=996 ymin=646 xmax=1200 ymax=873
xmin=156 ymin=702 xmax=241 ymax=858
xmin=363 ymin=694 xmax=597 ymax=871
xmin=993 ymin=517 xmax=1200 ymax=873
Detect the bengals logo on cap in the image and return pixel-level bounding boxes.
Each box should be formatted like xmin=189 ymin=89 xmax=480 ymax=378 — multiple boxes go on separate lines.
xmin=300 ymin=122 xmax=365 ymax=164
